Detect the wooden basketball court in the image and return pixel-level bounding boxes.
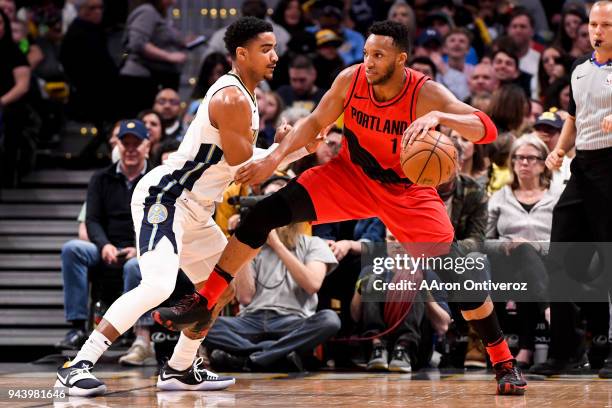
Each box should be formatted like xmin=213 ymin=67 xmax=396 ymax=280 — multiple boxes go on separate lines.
xmin=0 ymin=363 xmax=610 ymax=407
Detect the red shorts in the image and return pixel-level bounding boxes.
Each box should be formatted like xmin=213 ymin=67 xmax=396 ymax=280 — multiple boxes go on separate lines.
xmin=297 ymin=154 xmax=454 ymax=250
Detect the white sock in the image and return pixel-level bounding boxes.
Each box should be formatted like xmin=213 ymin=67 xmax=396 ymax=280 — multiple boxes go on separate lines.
xmin=72 ymin=330 xmax=111 ymax=366
xmin=167 ymin=334 xmax=204 ymax=371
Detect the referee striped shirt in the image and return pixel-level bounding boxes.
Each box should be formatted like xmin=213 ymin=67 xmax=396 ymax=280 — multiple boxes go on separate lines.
xmin=568 ymin=52 xmax=612 ymax=150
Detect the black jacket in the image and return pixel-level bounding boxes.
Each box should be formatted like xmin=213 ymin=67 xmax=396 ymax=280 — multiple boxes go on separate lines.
xmin=86 ymin=162 xmax=148 ymax=252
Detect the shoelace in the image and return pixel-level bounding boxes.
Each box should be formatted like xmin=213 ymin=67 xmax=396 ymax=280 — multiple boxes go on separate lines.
xmin=497 ymin=361 xmax=520 ymax=380
xmin=393 ymin=348 xmax=406 ymax=360
xmin=171 ymin=293 xmax=200 ymax=314
xmin=70 ymin=366 xmax=93 ymax=378
xmin=192 ymin=357 xmax=219 ymax=382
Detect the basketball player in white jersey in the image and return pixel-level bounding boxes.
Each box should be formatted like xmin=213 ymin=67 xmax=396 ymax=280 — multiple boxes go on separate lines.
xmin=55 ymin=17 xmax=311 ymax=396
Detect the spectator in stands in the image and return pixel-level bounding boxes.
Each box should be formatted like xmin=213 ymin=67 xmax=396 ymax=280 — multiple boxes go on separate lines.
xmin=351 ymin=228 xmax=452 ymax=372
xmin=537 ymin=46 xmax=572 ymax=100
xmin=486 ymin=135 xmax=559 ymax=369
xmin=468 ymin=63 xmax=499 ymax=96
xmin=57 ymin=119 xmax=150 ymax=349
xmin=486 ymin=131 xmax=515 ymax=196
xmin=491 ymin=48 xmax=532 ymax=97
xmin=532 ymin=109 xmax=571 ymax=191
xmin=204 ymin=0 xmax=290 ymax=59
xmin=450 ymin=129 xmax=489 ymax=188
xmin=276 ymin=55 xmax=325 ymax=112
xmin=119 ymin=0 xmax=188 ymax=118
xmin=409 ymin=56 xmax=437 ymax=79
xmin=1 ymin=0 xmax=44 ymax=69
xmin=137 ymin=109 xmax=166 ymax=167
xmin=206 ymin=176 xmax=340 ymax=372
xmin=0 ymin=9 xmax=31 ymax=188
xmin=159 ymin=139 xmax=180 ymax=164
xmin=292 ymin=125 xmax=342 ymax=176
xmin=413 ymin=28 xmax=443 ymax=60
xmin=554 ymin=6 xmax=588 ymax=57
xmin=505 ymin=8 xmax=540 ymax=97
xmin=271 ymin=0 xmax=315 ymax=56
xmin=388 ymin=1 xmax=416 ymax=40
xmin=488 ymin=83 xmax=529 ymax=135
xmin=60 ymin=0 xmax=118 ymax=124
xmin=153 ymin=88 xmax=184 ymax=141
xmin=435 ymin=27 xmax=474 ymax=101
xmin=573 ymin=21 xmax=592 ymax=58
xmin=307 ymin=4 xmax=365 ymax=66
xmin=257 ymin=90 xmax=284 ymax=148
xmin=543 ymin=77 xmax=571 ymax=113
xmin=312 ymin=29 xmax=345 ymax=91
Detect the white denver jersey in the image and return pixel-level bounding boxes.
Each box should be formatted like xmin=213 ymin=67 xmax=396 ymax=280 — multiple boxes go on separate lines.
xmin=160 ymin=72 xmax=259 ymax=203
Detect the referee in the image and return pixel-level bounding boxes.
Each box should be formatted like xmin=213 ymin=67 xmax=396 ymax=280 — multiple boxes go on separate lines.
xmin=530 ymin=1 xmax=612 ymax=378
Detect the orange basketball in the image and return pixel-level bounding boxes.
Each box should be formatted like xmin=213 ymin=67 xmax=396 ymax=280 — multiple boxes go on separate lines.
xmin=400 ymin=130 xmax=458 ymax=187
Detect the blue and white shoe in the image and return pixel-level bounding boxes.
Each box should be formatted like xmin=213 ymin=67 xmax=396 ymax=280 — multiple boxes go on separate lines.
xmin=157 ymin=357 xmax=235 ymax=391
xmin=54 ymin=360 xmax=106 ymax=397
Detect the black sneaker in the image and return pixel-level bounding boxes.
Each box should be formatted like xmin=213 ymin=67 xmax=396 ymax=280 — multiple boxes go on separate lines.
xmin=388 ymin=345 xmax=412 ymax=373
xmin=209 ymin=349 xmax=249 ymax=372
xmin=157 ymin=357 xmax=235 ymax=391
xmin=599 ymin=351 xmax=612 ymax=379
xmin=529 ymin=353 xmax=590 ymax=376
xmin=367 ymin=344 xmax=388 ymax=371
xmin=54 ymin=360 xmax=106 ymax=397
xmin=55 ymin=329 xmax=87 ymax=350
xmin=152 ymin=292 xmax=214 ymax=332
xmin=494 ymin=359 xmax=527 ymax=395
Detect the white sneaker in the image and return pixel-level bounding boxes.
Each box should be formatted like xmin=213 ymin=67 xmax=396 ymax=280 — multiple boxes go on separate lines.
xmin=157 ymin=357 xmax=235 ymax=391
xmin=118 ymin=338 xmax=156 ymax=366
xmin=54 ymin=360 xmax=106 ymax=397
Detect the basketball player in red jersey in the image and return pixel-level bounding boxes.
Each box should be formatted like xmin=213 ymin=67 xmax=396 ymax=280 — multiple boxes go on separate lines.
xmin=154 ymin=21 xmax=526 ymax=395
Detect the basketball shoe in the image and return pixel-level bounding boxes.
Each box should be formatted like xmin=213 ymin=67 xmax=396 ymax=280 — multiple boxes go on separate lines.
xmin=54 ymin=360 xmax=106 ymax=397
xmin=152 ymin=291 xmax=213 ymax=331
xmin=494 ymin=359 xmax=527 ymax=395
xmin=157 ymin=357 xmax=235 ymax=391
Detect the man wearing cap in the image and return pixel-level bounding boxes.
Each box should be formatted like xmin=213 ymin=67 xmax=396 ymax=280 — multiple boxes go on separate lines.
xmin=533 ymin=109 xmax=570 ymax=192
xmin=313 ymin=28 xmax=346 ymax=90
xmin=204 ymin=175 xmax=340 ymax=372
xmin=307 ymin=4 xmax=365 ymax=66
xmin=57 ymin=119 xmax=150 ymax=350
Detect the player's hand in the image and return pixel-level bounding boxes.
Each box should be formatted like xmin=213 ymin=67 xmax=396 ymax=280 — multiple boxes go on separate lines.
xmin=274 ymin=118 xmax=292 ymax=143
xmin=330 ymin=240 xmax=352 ymax=261
xmin=601 ymin=114 xmax=612 ymax=132
xmin=306 ymin=123 xmax=334 ymax=153
xmin=234 ymin=157 xmax=279 ymax=185
xmin=545 ymin=148 xmax=565 ymax=171
xmin=402 ymin=111 xmax=441 ymax=149
xmin=101 ymin=244 xmax=118 ymax=265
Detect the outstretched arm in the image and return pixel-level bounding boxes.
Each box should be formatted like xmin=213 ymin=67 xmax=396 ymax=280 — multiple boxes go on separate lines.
xmin=402 ymin=81 xmax=497 ymax=148
xmin=233 ymin=65 xmax=358 ymax=185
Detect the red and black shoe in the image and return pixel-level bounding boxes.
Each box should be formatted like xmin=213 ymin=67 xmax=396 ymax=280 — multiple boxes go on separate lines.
xmin=152 ymin=292 xmax=215 ymax=332
xmin=494 ymin=359 xmax=527 ymax=395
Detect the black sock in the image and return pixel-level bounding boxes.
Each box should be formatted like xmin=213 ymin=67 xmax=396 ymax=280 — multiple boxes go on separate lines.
xmin=467 ymin=311 xmax=504 ymax=346
xmin=70 ymin=320 xmax=86 ymax=331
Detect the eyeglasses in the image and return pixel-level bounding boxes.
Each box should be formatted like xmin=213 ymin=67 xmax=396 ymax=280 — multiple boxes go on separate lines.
xmin=512 ymin=154 xmax=544 ymax=164
xmin=155 ymin=98 xmax=180 ymax=106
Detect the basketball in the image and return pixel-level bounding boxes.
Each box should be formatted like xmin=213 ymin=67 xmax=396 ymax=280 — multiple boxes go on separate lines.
xmin=400 ymin=130 xmax=458 ymax=187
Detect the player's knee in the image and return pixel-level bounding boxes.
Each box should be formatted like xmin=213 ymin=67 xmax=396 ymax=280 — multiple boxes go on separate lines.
xmin=142 ymin=278 xmax=176 ymax=303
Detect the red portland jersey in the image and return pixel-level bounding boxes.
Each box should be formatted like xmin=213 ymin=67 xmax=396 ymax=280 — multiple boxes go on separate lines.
xmin=341 ymin=64 xmax=429 ymax=183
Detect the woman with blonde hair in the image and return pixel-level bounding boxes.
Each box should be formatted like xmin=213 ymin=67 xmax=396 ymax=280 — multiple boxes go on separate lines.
xmin=486 ymin=134 xmax=560 ymax=369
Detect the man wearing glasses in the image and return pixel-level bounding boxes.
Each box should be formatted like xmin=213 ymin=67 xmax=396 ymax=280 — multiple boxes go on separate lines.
xmin=153 ymin=88 xmax=184 ymax=141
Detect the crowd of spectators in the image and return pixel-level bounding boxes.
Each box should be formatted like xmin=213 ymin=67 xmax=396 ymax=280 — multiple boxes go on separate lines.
xmin=2 ymin=0 xmax=609 ymax=378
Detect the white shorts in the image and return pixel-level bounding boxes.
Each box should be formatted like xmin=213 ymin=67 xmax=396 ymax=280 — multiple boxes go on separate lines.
xmin=131 ymin=166 xmax=227 ymax=283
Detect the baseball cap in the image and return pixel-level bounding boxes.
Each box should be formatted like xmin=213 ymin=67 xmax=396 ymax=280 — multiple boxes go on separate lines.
xmin=117 ymin=119 xmax=149 ymax=140
xmin=316 ymin=29 xmax=343 ymax=47
xmin=534 ymin=110 xmax=563 ymax=130
xmin=416 ymin=28 xmax=443 ymax=48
